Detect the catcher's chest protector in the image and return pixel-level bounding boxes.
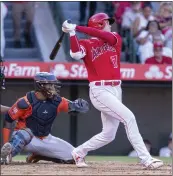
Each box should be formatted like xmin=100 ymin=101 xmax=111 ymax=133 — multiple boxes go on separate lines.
xmin=25 ymin=91 xmax=61 ymax=137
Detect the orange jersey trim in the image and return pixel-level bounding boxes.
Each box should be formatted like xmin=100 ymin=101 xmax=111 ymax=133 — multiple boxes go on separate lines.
xmin=57 ymin=97 xmax=69 ymax=113
xmin=14 ymin=119 xmax=27 ymax=130
xmin=2 ymin=128 xmax=11 ymax=144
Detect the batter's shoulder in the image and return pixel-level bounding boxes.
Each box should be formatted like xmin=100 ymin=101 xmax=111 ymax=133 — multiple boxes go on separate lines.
xmin=112 ymin=32 xmax=122 ymax=44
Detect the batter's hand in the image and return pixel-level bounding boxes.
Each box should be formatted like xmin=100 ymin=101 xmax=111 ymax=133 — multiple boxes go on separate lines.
xmin=62 ymin=20 xmax=76 ymax=33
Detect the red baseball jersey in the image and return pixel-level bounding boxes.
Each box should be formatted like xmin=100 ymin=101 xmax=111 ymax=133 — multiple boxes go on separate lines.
xmin=79 ymin=32 xmax=122 ymax=82
xmin=145 ymin=56 xmax=172 ymax=64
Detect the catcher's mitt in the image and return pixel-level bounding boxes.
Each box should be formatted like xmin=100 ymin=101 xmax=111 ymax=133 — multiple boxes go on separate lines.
xmin=68 ymin=98 xmax=89 ymax=114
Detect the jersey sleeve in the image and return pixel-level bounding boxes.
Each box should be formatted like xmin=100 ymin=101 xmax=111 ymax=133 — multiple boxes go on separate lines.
xmin=69 ymin=35 xmax=87 ymax=60
xmin=76 ymin=26 xmax=118 ymax=45
xmin=57 ymin=97 xmax=69 ymax=113
xmin=79 ymin=39 xmax=87 ymax=55
xmin=79 ymin=40 xmax=87 ymax=53
xmin=112 ymin=32 xmax=122 ymax=46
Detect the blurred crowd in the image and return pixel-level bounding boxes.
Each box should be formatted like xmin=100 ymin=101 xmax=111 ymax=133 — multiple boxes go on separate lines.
xmin=78 ymin=1 xmax=172 ymax=64
xmin=128 ymin=133 xmax=172 ymax=157
xmin=1 ymin=2 xmax=8 ymax=59
xmin=1 ymin=2 xmax=35 ymax=58
xmin=1 ymin=2 xmax=172 ymax=65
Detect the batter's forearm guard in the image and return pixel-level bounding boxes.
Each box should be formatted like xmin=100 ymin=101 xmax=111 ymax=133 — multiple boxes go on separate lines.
xmin=68 ymin=98 xmax=89 ymax=113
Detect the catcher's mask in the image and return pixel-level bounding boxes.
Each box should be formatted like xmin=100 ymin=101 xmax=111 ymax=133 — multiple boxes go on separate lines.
xmin=34 ymin=72 xmax=61 ymax=99
xmin=0 ymin=57 xmax=5 ymax=90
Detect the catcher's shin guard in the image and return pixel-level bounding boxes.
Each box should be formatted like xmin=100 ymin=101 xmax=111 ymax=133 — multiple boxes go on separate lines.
xmin=26 ymin=153 xmax=75 ymax=164
xmin=10 ymin=129 xmax=33 ymax=157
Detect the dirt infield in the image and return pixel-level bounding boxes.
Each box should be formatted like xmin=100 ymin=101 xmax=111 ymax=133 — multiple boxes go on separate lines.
xmin=1 ymin=161 xmax=172 ymax=175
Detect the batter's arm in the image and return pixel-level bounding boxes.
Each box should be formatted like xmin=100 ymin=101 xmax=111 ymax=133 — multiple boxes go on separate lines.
xmin=69 ymin=32 xmax=87 ymax=60
xmin=76 ymin=26 xmax=119 ymax=45
xmin=62 ymin=20 xmax=87 ymax=60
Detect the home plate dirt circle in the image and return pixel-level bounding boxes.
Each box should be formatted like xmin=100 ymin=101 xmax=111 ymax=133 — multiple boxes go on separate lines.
xmin=1 ymin=161 xmax=172 ymax=175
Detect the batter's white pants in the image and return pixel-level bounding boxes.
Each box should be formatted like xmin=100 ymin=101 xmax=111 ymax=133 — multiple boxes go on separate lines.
xmin=12 ymin=132 xmax=74 ymax=160
xmin=74 ymin=81 xmax=152 ymax=164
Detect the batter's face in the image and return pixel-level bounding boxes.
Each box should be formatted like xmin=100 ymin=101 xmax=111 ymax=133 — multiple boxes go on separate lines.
xmin=103 ymin=20 xmax=111 ymax=32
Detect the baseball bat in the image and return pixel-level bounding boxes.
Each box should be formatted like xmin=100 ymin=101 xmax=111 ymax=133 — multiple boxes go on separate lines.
xmin=49 ymin=19 xmax=72 ymax=60
xmin=49 ymin=32 xmax=65 ymax=60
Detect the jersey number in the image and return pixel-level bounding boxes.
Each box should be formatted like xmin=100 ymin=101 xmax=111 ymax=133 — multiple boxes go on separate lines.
xmin=110 ymin=56 xmax=118 ymax=68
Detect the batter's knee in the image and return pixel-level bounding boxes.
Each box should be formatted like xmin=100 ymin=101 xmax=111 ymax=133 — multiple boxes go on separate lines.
xmin=125 ymin=109 xmax=135 ymax=120
xmin=99 ymin=130 xmax=115 ymax=144
xmin=129 ymin=111 xmax=135 ymax=120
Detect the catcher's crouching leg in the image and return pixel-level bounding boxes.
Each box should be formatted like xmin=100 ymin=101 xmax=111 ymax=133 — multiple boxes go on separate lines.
xmin=26 ymin=153 xmax=75 ymax=164
xmin=1 ymin=129 xmax=33 ymax=165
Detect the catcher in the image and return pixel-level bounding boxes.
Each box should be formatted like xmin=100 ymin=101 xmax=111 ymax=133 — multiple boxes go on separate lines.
xmin=0 ymin=60 xmax=68 ymax=164
xmin=1 ymin=72 xmax=89 ymax=165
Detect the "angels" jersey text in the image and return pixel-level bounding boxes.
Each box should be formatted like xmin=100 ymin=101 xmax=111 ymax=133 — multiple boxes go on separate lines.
xmin=91 ymin=43 xmax=116 ymax=61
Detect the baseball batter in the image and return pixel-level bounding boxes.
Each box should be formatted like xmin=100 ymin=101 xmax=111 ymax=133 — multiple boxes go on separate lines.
xmin=62 ymin=13 xmax=163 ymax=169
xmin=1 ymin=72 xmax=89 ymax=164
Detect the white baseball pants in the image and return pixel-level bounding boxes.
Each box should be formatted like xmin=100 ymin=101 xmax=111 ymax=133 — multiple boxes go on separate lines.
xmin=74 ymin=81 xmax=152 ymax=164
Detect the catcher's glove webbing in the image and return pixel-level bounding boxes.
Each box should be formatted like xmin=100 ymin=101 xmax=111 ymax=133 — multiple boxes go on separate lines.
xmin=68 ymin=98 xmax=89 ymax=114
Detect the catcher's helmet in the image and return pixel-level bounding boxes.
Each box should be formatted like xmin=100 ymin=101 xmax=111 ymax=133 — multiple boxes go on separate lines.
xmin=34 ymin=72 xmax=61 ymax=99
xmin=88 ymin=13 xmax=115 ymax=30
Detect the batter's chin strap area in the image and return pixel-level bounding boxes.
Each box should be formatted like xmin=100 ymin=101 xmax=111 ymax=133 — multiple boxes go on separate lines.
xmin=0 ymin=57 xmax=6 ymax=90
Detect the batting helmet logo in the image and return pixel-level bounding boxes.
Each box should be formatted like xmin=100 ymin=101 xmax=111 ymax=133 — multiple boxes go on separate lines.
xmin=88 ymin=13 xmax=115 ymax=30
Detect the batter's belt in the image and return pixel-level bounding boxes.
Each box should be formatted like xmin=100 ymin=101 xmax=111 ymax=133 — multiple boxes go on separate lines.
xmin=94 ymin=80 xmax=121 ymax=86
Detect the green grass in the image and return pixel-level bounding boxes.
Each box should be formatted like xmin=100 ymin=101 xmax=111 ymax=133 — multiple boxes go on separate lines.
xmin=13 ymin=155 xmax=172 ymax=164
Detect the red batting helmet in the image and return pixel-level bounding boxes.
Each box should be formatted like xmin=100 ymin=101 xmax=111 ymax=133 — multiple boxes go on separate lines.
xmin=88 ymin=13 xmax=115 ymax=30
